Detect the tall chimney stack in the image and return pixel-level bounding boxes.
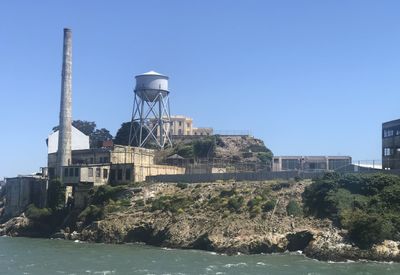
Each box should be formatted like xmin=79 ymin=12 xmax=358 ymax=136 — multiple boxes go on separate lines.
xmin=57 ymin=28 xmax=72 ymax=179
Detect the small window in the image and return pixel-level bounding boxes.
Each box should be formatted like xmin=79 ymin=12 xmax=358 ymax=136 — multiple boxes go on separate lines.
xmin=110 ymin=169 xmax=115 ymax=181
xmin=96 ymin=168 xmax=101 ymax=178
xmin=179 ymin=121 xmax=182 ymax=126
xmin=64 ymin=168 xmax=69 ymax=177
xmin=99 ymin=157 xmax=103 ymax=163
xmin=75 ymin=168 xmax=79 ymax=177
xmin=88 ymin=168 xmax=93 ymax=177
xmin=103 ymin=169 xmax=108 ymax=179
xmin=125 ymin=168 xmax=131 ymax=181
xmin=69 ymin=168 xmax=74 ymax=177
xmin=104 ymin=157 xmax=109 ymax=163
xmin=117 ymin=169 xmax=123 ymax=180
xmin=90 ymin=158 xmax=94 ymax=164
xmin=384 ymin=148 xmax=393 ymax=156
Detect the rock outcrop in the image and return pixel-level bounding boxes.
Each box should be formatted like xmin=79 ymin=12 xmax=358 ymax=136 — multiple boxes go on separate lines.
xmin=2 ymin=180 xmax=400 ymax=262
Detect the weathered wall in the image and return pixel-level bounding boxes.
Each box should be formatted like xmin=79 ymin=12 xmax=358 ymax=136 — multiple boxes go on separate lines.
xmin=134 ymin=164 xmax=185 ymax=182
xmin=4 ymin=177 xmax=47 ymax=217
xmin=111 ymin=145 xmax=155 ymax=166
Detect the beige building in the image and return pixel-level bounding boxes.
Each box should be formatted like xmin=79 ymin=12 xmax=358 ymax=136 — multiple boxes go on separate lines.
xmin=149 ymin=115 xmax=213 ymax=136
xmin=48 ymin=145 xmax=185 ymax=208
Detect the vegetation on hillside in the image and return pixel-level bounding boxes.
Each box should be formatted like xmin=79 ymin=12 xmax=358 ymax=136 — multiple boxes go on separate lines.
xmin=303 ymin=173 xmax=400 ymax=249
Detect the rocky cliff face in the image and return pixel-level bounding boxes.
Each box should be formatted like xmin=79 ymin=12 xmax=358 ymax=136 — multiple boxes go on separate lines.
xmin=2 ymin=180 xmax=400 ymax=262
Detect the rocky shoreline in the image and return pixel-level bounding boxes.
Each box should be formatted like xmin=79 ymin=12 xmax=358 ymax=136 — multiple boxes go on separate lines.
xmin=1 ymin=180 xmax=400 ymax=262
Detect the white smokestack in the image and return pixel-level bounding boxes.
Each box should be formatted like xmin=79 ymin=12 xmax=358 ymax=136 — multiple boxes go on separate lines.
xmin=57 ymin=28 xmax=72 ymax=178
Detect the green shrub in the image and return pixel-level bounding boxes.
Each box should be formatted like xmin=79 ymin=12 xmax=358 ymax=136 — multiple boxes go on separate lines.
xmin=227 ymin=196 xmax=244 ymax=212
xmin=47 ymin=179 xmax=66 ymax=210
xmin=151 ymin=195 xmax=192 ymax=213
xmin=92 ymin=185 xmax=126 ymax=205
xmin=262 ymin=200 xmax=276 ymax=212
xmin=193 ymin=137 xmax=216 ymax=158
xmin=250 ymin=205 xmax=262 ymax=218
xmin=257 ymin=151 xmax=273 ymax=164
xmin=348 ymin=211 xmax=395 ymax=249
xmin=177 ymin=182 xmax=188 ymax=189
xmin=220 ymin=188 xmax=236 ymax=197
xmin=78 ymin=205 xmax=104 ymax=224
xmin=286 ymin=200 xmax=303 ymax=217
xmin=25 ymin=204 xmax=52 ymax=221
xmin=175 ymin=144 xmax=194 ymax=158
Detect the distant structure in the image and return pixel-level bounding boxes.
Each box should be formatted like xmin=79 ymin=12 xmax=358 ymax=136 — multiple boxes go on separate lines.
xmin=129 ymin=71 xmax=172 ymax=149
xmin=382 ymin=119 xmax=400 ymax=169
xmin=149 ymin=115 xmax=213 ymax=136
xmin=272 ymin=156 xmax=352 ymax=172
xmin=56 ymin=28 xmax=73 ymax=179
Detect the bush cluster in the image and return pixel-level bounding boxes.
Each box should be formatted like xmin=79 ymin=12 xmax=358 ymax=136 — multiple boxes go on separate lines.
xmin=91 ymin=185 xmax=126 ymax=205
xmin=150 ymin=195 xmax=193 ymax=213
xmin=303 ymin=172 xmax=400 ymax=248
xmin=25 ymin=204 xmax=52 ymax=221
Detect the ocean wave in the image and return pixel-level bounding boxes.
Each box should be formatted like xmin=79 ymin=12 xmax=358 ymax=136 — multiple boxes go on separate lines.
xmin=223 ymin=262 xmax=247 ymax=268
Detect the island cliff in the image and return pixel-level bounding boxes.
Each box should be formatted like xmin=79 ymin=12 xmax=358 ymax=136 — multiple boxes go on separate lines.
xmin=2 ymin=174 xmax=400 ymax=262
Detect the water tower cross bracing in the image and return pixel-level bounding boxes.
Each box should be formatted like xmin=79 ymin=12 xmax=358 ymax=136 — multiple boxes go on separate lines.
xmin=129 ymin=71 xmax=172 ymax=149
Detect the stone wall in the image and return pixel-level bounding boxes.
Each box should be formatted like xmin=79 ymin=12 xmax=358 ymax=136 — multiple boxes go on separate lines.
xmin=134 ymin=164 xmax=185 ymax=182
xmin=4 ymin=177 xmax=47 ymax=218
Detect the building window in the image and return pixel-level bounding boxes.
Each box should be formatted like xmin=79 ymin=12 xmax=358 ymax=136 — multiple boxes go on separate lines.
xmin=384 ymin=129 xmax=394 ymax=138
xmin=64 ymin=168 xmax=69 ymax=177
xmin=75 ymin=168 xmax=79 ymax=177
xmin=69 ymin=168 xmax=74 ymax=177
xmin=103 ymin=169 xmax=108 ymax=179
xmin=104 ymin=157 xmax=109 ymax=163
xmin=178 ymin=129 xmax=182 ymax=135
xmin=96 ymin=168 xmax=101 ymax=178
xmin=90 ymin=157 xmax=94 ymax=164
xmin=187 ymin=123 xmax=190 ymax=128
xmin=125 ymin=168 xmax=131 ymax=181
xmin=384 ymin=148 xmax=393 ymax=156
xmin=179 ymin=121 xmax=182 ymax=126
xmin=88 ymin=168 xmax=93 ymax=177
xmin=117 ymin=169 xmax=123 ymax=180
xmin=99 ymin=157 xmax=103 ymax=163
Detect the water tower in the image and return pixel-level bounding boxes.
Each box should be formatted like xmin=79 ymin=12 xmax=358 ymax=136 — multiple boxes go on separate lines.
xmin=129 ymin=71 xmax=172 ymax=149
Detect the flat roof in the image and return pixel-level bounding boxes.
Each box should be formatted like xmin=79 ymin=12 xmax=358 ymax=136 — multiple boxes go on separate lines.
xmin=382 ymin=118 xmax=400 ymax=127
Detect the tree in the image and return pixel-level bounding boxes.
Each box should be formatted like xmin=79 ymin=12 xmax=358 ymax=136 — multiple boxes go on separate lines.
xmin=114 ymin=122 xmax=149 ymax=147
xmin=47 ymin=179 xmax=66 ymax=210
xmin=91 ymin=128 xmax=113 ymax=148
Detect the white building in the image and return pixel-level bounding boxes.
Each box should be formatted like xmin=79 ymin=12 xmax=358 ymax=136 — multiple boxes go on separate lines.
xmin=47 ymin=126 xmax=90 ymax=154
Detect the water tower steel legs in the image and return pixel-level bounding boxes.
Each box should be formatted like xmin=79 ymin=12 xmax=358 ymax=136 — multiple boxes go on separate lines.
xmin=129 ymin=91 xmax=172 ymax=149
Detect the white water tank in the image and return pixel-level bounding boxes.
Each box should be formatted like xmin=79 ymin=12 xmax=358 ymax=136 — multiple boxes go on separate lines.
xmin=135 ymin=70 xmax=169 ymax=102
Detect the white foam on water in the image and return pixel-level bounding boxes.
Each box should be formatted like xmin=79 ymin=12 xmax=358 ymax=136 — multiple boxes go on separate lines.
xmin=223 ymin=262 xmax=247 ymax=268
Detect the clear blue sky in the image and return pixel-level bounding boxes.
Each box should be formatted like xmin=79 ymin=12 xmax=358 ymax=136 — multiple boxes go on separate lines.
xmin=1 ymin=0 xmax=400 ymax=178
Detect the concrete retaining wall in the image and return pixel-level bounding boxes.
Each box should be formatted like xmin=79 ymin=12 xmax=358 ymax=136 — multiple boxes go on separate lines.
xmin=146 ymin=171 xmax=324 ymax=183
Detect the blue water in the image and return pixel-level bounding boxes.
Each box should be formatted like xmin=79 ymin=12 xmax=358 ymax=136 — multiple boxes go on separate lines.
xmin=0 ymin=236 xmax=399 ymax=274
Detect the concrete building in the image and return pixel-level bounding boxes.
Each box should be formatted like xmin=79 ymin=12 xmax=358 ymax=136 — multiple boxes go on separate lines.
xmin=272 ymin=156 xmax=352 ymax=172
xmin=3 ymin=176 xmax=47 ymax=218
xmin=48 ymin=145 xmax=185 ymax=208
xmin=382 ymin=119 xmax=400 ymax=170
